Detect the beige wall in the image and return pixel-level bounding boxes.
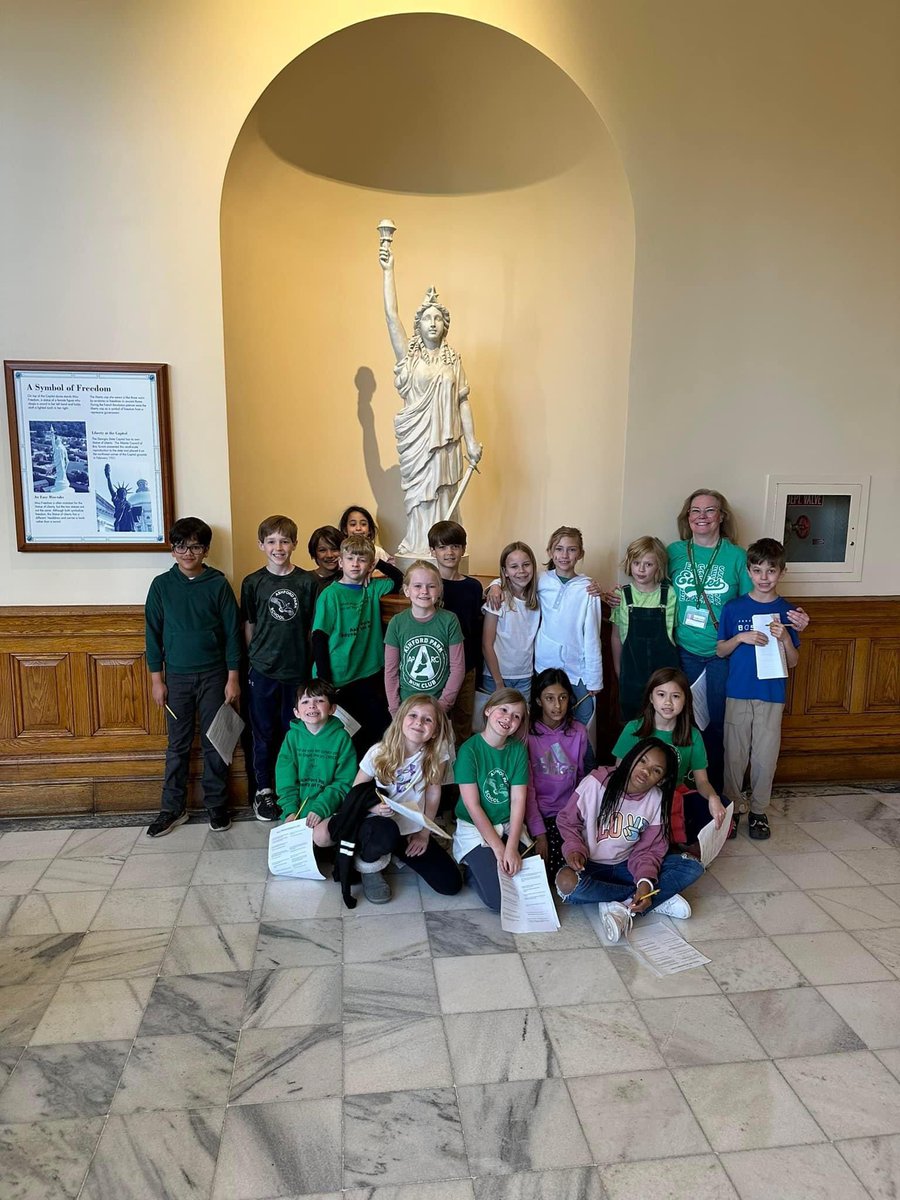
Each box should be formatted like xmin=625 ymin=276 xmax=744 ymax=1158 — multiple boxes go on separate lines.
xmin=1 ymin=0 xmax=898 ymax=605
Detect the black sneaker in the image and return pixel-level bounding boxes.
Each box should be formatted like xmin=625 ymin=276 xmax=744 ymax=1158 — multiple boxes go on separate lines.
xmin=147 ymin=810 xmax=188 ymax=838
xmin=208 ymin=807 xmax=232 ymax=832
xmin=728 ymin=812 xmax=740 ymax=840
xmin=748 ymin=812 xmax=771 ymax=840
xmin=252 ymin=789 xmax=279 ymax=823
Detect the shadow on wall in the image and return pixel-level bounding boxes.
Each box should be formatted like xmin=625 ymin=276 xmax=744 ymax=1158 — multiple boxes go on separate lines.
xmin=354 ymin=365 xmax=403 ymax=543
xmin=254 ymin=14 xmax=600 ymax=194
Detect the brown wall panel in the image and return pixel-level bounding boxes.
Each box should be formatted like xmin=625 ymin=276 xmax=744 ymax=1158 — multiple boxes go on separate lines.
xmin=10 ymin=653 xmax=75 ymax=738
xmin=87 ymin=654 xmax=149 ymax=735
xmin=866 ymin=639 xmax=900 ymax=711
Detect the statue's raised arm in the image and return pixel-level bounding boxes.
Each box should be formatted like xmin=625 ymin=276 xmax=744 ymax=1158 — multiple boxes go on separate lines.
xmin=377 ymin=221 xmax=483 ymax=559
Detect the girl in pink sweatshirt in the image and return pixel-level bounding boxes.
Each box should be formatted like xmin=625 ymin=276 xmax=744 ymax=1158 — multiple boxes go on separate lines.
xmin=555 ymin=737 xmax=704 ymax=942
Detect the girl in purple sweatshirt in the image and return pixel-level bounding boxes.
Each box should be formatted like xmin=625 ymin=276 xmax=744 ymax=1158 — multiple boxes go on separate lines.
xmin=526 ymin=669 xmax=593 ymax=877
xmin=555 ymin=737 xmax=704 ymax=943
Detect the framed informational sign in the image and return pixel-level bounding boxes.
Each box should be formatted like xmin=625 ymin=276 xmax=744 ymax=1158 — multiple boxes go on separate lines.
xmin=4 ymin=361 xmax=174 ymax=552
xmin=764 ymin=475 xmax=870 ymax=582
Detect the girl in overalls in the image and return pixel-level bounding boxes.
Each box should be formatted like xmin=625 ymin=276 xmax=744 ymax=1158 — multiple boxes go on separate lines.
xmin=610 ymin=536 xmax=680 ymax=720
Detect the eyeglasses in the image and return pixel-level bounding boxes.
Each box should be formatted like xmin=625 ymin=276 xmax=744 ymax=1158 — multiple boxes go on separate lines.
xmin=173 ymin=543 xmax=205 ymax=555
xmin=689 ymin=508 xmax=720 ymax=518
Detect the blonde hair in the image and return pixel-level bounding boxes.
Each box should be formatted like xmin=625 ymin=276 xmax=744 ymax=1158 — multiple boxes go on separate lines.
xmin=545 ymin=526 xmax=585 ymax=568
xmin=403 ymin=559 xmax=443 ymax=603
xmin=372 ymin=695 xmax=452 ymax=786
xmin=340 ymin=534 xmax=375 ymax=560
xmin=621 ymin=535 xmax=668 ymax=583
xmin=499 ymin=542 xmax=539 ymax=611
xmin=676 ymin=489 xmax=737 ymax=542
xmin=483 ymin=687 xmax=529 ymax=743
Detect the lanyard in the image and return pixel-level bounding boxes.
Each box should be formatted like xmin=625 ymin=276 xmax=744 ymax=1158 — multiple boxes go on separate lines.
xmin=687 ymin=539 xmax=722 ymax=603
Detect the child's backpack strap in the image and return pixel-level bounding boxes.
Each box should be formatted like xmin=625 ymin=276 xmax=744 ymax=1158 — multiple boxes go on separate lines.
xmin=328 ymin=779 xmax=380 ymax=909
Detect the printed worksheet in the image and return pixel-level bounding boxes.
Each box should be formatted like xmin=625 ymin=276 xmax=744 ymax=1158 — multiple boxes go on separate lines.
xmin=499 ymin=857 xmax=560 ymax=933
xmin=267 ymin=821 xmax=326 ymax=880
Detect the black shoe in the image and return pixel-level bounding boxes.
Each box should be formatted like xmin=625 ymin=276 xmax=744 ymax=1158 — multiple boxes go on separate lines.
xmin=748 ymin=812 xmax=771 ymax=840
xmin=252 ymin=789 xmax=279 ymax=822
xmin=147 ymin=810 xmax=188 ymax=838
xmin=208 ymin=807 xmax=232 ymax=832
xmin=727 ymin=812 xmax=740 ymax=840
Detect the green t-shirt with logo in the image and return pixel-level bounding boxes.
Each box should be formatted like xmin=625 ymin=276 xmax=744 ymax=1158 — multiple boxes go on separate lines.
xmin=384 ymin=607 xmax=464 ymax=700
xmin=667 ymin=538 xmax=752 ymax=657
xmin=612 ymin=720 xmax=708 ymax=786
xmin=454 ymin=733 xmax=530 ymax=826
xmin=312 ymin=578 xmax=395 ymax=687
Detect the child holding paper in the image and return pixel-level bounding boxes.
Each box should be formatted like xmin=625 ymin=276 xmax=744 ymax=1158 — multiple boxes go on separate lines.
xmin=716 ymin=538 xmax=800 ymax=841
xmin=347 ymin=695 xmax=462 ymax=904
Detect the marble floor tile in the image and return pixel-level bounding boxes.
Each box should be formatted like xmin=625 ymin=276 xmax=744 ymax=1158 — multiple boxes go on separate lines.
xmin=692 ymin=936 xmax=806 ymax=993
xmin=863 ymin=818 xmax=900 ymax=848
xmin=344 ymin=1015 xmax=452 ymax=1094
xmin=720 ymin=1143 xmax=869 ymax=1200
xmin=817 ymin=981 xmax=900 ymax=1048
xmin=35 ymin=856 xmax=124 ymax=893
xmin=673 ymin=1061 xmax=824 ymax=1151
xmin=837 ymin=1134 xmax=900 ymax=1200
xmin=855 ymin=925 xmax=900 ymax=976
xmin=253 ymin=918 xmax=342 ymax=968
xmin=0 ymin=1039 xmax=131 ymax=1121
xmin=609 ymin=945 xmax=722 ymax=999
xmin=64 ymin=927 xmax=169 ymax=981
xmin=766 ymin=852 xmax=868 ymax=891
xmin=600 ymin=1154 xmax=739 ymax=1200
xmin=242 ymin=964 xmax=341 ymax=1029
xmin=162 ymin=923 xmax=258 ymax=975
xmin=57 ymin=827 xmax=140 ymax=858
xmin=91 ymin=885 xmax=187 ymax=930
xmin=667 ymin=893 xmax=762 ymax=941
xmin=434 ymin=953 xmax=536 ymax=1014
xmin=139 ymin=971 xmax=250 ymax=1036
xmin=824 ymin=795 xmax=900 ymax=822
xmin=470 ymin=1168 xmax=603 ymax=1200
xmin=457 ymin=1078 xmax=592 ymax=1176
xmin=807 ymin=885 xmax=900 ymax=930
xmin=192 ymin=849 xmax=270 ymax=886
xmin=0 ymin=931 xmax=82 ymax=986
xmin=733 ymin=890 xmax=839 ymax=935
xmin=0 ymin=858 xmax=53 ymax=895
xmin=0 ymin=890 xmax=104 ymax=935
xmin=778 ymin=1050 xmax=900 ymax=1138
xmin=568 ymin=1068 xmax=709 ymax=1163
xmin=425 ymin=908 xmax=516 ymax=957
xmin=799 ymin=819 xmax=891 ymax=852
xmin=708 ymin=857 xmax=798 ymax=894
xmin=31 ymin=977 xmax=154 ymax=1045
xmin=0 ymin=830 xmax=74 ymax=860
xmin=343 ymin=1087 xmax=467 ymax=1189
xmin=0 ymin=982 xmax=56 ymax=1046
xmin=512 ymin=903 xmax=599 ymax=953
xmin=229 ymin=1023 xmax=342 ymax=1105
xmin=201 ymin=821 xmax=270 ymax=850
xmin=0 ymin=1046 xmax=22 ymax=1090
xmin=342 ymin=874 xmax=425 ymax=916
xmin=637 ymin=995 xmax=767 ymax=1066
xmin=112 ymin=1030 xmax=237 ymax=1112
xmin=80 ymin=1108 xmax=222 ymax=1200
xmin=729 ymin=987 xmax=865 ymax=1057
xmin=419 ymin=881 xmax=489 ymax=911
xmin=130 ymin=822 xmax=210 ymax=854
xmin=178 ymin=883 xmax=265 ymax=926
xmin=877 ymin=1048 xmax=900 ymax=1081
xmin=342 ymin=912 xmax=430 ymax=963
xmin=769 ymin=794 xmax=843 ymax=821
xmin=348 ymin=1185 xmax=475 ymax=1200
xmin=214 ymin=1097 xmax=341 ymax=1197
xmin=521 ymin=947 xmax=629 ymax=1006
xmin=112 ymin=851 xmax=199 ymax=890
xmin=542 ymin=1001 xmax=663 ymax=1076
xmin=0 ymin=1115 xmax=104 ymax=1200
xmin=773 ymin=931 xmax=894 ymax=984
xmin=752 ymin=820 xmax=825 ymax=855
xmin=261 ymin=878 xmax=343 ymax=920
xmin=836 ymin=847 xmax=900 ymax=884
xmin=344 ymin=958 xmax=441 ymax=1020
xmin=443 ymin=1008 xmax=556 ymax=1085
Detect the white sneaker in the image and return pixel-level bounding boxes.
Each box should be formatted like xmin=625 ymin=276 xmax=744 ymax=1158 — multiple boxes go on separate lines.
xmin=655 ymin=893 xmax=692 ymax=919
xmin=598 ymin=901 xmax=633 ymax=944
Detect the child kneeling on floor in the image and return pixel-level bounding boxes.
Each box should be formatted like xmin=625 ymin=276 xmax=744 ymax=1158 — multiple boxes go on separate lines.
xmin=555 ymin=737 xmax=704 ymax=943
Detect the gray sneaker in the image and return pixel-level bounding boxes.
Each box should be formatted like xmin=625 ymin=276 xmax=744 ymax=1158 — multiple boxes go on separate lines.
xmin=252 ymin=789 xmax=279 ymax=822
xmin=361 ymin=871 xmax=391 ymax=904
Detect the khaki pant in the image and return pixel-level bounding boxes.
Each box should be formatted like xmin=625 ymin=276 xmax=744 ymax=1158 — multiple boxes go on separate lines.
xmin=724 ymin=698 xmax=784 ymax=814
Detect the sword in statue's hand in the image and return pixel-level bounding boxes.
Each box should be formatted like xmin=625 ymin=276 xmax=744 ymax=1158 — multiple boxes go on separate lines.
xmin=446 ymin=449 xmax=482 ymax=520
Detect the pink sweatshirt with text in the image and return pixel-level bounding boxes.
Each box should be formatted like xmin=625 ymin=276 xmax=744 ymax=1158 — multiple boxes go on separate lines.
xmin=556 ymin=766 xmax=668 ymax=883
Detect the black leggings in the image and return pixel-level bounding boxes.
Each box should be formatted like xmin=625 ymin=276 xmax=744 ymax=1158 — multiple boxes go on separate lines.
xmin=358 ymin=816 xmax=462 ymax=896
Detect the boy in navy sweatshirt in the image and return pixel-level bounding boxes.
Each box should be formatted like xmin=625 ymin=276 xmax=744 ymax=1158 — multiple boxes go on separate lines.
xmin=144 ymin=517 xmax=241 ymax=837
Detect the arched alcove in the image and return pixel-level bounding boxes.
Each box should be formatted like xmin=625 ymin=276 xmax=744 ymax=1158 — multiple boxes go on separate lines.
xmin=222 ymin=13 xmax=634 ymax=582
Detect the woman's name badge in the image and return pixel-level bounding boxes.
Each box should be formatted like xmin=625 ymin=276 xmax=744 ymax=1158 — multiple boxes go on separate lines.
xmin=684 ymin=606 xmax=709 ymax=629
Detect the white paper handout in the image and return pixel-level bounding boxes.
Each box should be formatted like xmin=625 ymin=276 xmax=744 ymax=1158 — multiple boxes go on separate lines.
xmin=627 ymin=917 xmax=710 ymax=975
xmin=380 ymin=793 xmax=449 ymax=838
xmin=698 ymin=802 xmax=734 ymax=866
xmin=499 ymin=857 xmax=561 ymax=934
xmin=267 ymin=820 xmax=326 ymax=880
xmin=205 ymin=702 xmax=245 ymax=765
xmin=334 ymin=705 xmax=361 ymax=737
xmin=690 ymin=670 xmax=710 ymax=731
xmin=752 ymin=614 xmax=788 ymax=680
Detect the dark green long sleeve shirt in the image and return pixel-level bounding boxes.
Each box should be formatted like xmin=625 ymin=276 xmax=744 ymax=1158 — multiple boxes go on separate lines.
xmin=145 ymin=563 xmax=241 ymax=674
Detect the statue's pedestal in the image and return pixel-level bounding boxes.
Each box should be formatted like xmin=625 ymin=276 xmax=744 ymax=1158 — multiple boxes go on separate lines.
xmin=48 ymin=483 xmax=74 ymax=496
xmin=393 ymin=552 xmax=470 ymax=577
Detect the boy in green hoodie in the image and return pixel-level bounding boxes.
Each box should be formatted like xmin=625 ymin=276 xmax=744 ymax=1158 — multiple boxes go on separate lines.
xmin=275 ymin=680 xmax=356 ymax=842
xmin=144 ymin=517 xmax=241 ymax=837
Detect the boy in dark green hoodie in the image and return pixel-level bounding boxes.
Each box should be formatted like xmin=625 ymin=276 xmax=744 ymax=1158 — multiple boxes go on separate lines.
xmin=144 ymin=517 xmax=241 ymax=837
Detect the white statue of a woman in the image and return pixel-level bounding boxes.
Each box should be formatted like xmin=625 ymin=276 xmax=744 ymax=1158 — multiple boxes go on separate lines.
xmin=49 ymin=425 xmax=70 ymax=493
xmin=380 ymin=235 xmax=482 ymax=557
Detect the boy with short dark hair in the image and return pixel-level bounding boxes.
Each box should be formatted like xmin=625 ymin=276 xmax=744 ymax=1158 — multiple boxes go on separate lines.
xmin=307 ymin=525 xmax=343 ymax=593
xmin=144 ymin=517 xmax=241 ymax=836
xmin=428 ymin=520 xmax=484 ymax=745
xmin=274 ymin=680 xmax=356 ymax=838
xmin=716 ymin=538 xmax=801 ymax=841
xmin=241 ymin=515 xmax=318 ymax=822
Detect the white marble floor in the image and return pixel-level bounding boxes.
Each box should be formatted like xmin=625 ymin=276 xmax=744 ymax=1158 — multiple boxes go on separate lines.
xmin=1 ymin=785 xmax=900 ymax=1199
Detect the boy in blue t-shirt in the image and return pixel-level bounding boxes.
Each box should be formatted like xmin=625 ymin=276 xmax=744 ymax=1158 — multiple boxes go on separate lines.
xmin=716 ymin=538 xmax=801 ymax=841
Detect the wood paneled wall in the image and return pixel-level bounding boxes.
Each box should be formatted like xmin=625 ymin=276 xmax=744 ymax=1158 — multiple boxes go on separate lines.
xmin=0 ymin=598 xmax=898 ymax=817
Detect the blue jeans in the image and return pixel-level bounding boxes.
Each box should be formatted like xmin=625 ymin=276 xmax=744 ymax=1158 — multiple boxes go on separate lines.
xmin=478 ymin=673 xmax=532 ymax=701
xmin=569 ymin=677 xmax=596 ymax=730
xmin=679 ymin=649 xmax=728 ymax=794
xmin=559 ymin=852 xmax=704 ymax=908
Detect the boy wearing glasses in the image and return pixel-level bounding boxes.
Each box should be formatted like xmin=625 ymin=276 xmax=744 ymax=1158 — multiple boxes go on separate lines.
xmin=144 ymin=517 xmax=242 ymax=837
